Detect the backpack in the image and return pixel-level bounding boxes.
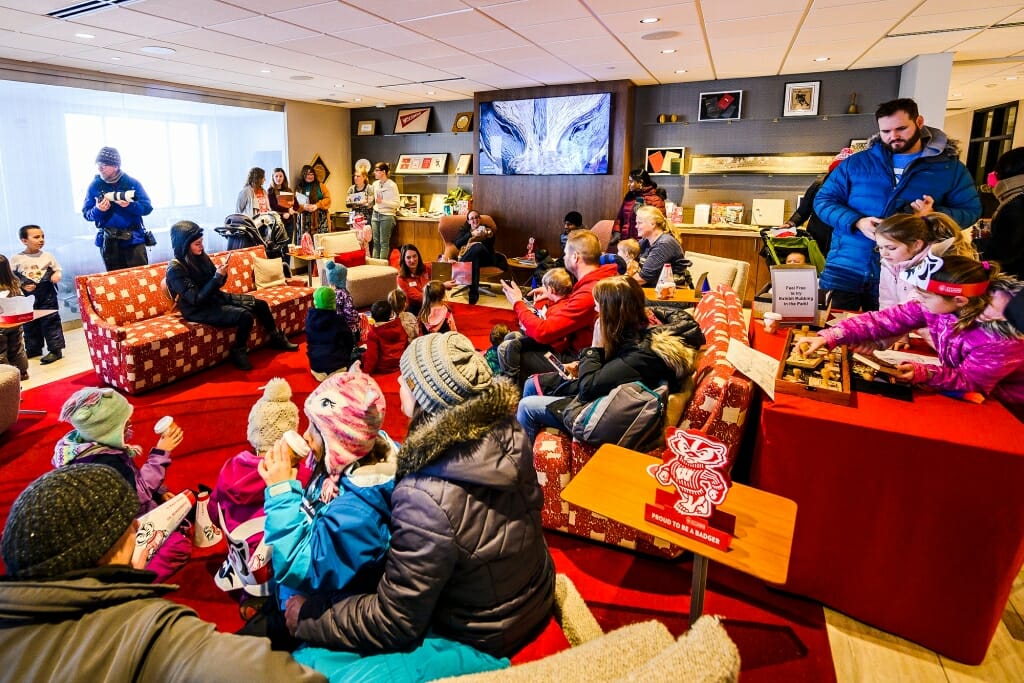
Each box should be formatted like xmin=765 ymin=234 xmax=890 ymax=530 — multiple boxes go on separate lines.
xmin=563 ymin=381 xmax=668 ymax=452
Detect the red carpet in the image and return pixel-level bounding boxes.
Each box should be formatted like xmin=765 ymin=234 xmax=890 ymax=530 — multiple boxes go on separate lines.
xmin=2 ymin=302 xmax=835 ymax=681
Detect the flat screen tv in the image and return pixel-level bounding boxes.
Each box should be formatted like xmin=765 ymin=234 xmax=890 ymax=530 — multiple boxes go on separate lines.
xmin=478 ymin=93 xmax=610 ymax=175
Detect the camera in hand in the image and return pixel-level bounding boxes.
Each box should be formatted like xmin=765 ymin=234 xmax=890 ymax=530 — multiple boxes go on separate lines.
xmin=103 ymin=190 xmax=136 ymax=202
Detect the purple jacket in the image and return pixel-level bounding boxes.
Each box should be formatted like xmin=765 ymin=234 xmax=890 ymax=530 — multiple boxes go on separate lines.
xmin=53 ymin=432 xmax=169 ymax=515
xmin=819 ymin=301 xmax=1024 ymax=408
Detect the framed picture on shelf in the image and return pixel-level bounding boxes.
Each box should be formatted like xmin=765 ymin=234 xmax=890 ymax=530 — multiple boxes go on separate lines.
xmin=398 ymin=194 xmax=421 ymax=214
xmin=394 ymin=107 xmax=431 ymax=134
xmin=783 ymin=81 xmax=820 ymax=117
xmin=452 ymin=112 xmax=473 ymax=132
xmin=849 ymin=138 xmax=869 ymax=151
xmin=689 ymin=153 xmax=833 ymax=175
xmin=356 ymin=120 xmax=376 ymax=136
xmin=455 ymin=153 xmax=473 ymax=175
xmin=698 ymin=90 xmax=742 ymax=121
xmin=395 ymin=153 xmax=448 ymax=175
xmin=645 ymin=147 xmax=685 ymax=175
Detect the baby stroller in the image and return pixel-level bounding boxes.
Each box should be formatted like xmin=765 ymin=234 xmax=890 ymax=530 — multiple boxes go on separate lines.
xmin=756 ymin=227 xmax=827 ymax=296
xmin=216 ymin=212 xmax=291 ymax=276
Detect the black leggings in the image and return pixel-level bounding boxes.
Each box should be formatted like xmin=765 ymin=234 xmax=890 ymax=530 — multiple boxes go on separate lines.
xmin=187 ymin=294 xmax=276 ymax=350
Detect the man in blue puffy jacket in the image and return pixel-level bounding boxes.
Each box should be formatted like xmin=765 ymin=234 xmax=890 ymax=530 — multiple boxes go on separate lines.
xmin=82 ymin=146 xmax=154 ymax=271
xmin=814 ymin=98 xmax=981 ymax=311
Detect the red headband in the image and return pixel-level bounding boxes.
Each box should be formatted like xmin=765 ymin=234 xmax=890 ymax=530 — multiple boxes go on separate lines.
xmin=922 ymin=280 xmax=989 ymax=297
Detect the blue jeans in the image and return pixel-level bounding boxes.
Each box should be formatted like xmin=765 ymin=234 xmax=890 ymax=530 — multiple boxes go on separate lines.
xmin=516 ymin=390 xmax=567 ymax=444
xmin=371 ymin=213 xmax=395 ymax=260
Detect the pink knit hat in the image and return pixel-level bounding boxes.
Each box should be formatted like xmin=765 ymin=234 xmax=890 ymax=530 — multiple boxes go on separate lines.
xmin=304 ymin=370 xmax=385 ymax=501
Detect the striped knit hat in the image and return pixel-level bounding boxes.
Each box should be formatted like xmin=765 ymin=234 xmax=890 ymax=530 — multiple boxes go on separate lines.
xmin=304 ymin=369 xmax=385 ymax=501
xmin=399 ymin=332 xmax=493 ymax=414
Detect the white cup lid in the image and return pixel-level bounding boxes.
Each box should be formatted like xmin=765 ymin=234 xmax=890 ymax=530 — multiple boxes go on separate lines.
xmin=154 ymin=416 xmax=174 ymax=434
xmin=283 ymin=430 xmax=308 ymax=456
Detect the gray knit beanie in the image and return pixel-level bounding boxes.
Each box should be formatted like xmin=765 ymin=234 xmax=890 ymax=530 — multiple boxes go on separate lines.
xmin=399 ymin=332 xmax=493 ymax=413
xmin=247 ymin=377 xmax=299 ymax=453
xmin=95 ymin=146 xmax=121 ymax=167
xmin=2 ymin=464 xmax=139 ymax=579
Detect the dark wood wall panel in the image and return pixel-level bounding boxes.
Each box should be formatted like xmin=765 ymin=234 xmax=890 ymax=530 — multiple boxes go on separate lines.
xmin=473 ymin=80 xmax=633 ymax=257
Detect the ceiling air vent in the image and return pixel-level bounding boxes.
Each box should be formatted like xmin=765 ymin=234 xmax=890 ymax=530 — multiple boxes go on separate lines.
xmin=47 ymin=0 xmax=141 ymax=20
xmin=318 ymin=98 xmax=345 ymax=104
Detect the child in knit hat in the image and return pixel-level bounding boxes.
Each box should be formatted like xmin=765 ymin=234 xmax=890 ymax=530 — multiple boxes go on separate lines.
xmin=305 ymin=286 xmax=356 ymax=381
xmin=324 ymin=261 xmax=361 ymax=341
xmin=261 ymin=368 xmax=398 ymax=611
xmin=210 ymin=378 xmax=301 ymax=615
xmin=52 ymin=386 xmax=191 ymax=581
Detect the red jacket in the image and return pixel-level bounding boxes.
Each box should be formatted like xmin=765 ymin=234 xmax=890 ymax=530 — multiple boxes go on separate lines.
xmin=397 ymin=273 xmax=427 ymax=310
xmin=613 ymin=185 xmax=666 ymax=241
xmin=363 ymin=318 xmax=408 ymax=374
xmin=513 ymin=263 xmax=619 ymax=355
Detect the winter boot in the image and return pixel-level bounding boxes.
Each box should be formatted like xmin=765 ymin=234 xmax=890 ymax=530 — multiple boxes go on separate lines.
xmin=229 ymin=347 xmax=253 ymax=371
xmin=269 ymin=330 xmax=298 ymax=351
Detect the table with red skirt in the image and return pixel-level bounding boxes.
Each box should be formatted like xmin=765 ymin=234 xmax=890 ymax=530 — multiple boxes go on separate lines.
xmin=747 ymin=320 xmax=1024 ymax=664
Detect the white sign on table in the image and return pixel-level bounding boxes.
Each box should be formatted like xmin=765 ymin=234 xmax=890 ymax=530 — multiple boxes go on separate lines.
xmin=770 ymin=265 xmax=818 ymax=323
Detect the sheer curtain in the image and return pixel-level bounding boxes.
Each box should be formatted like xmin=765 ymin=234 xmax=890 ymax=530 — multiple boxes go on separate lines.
xmin=0 ymin=80 xmax=286 ymax=321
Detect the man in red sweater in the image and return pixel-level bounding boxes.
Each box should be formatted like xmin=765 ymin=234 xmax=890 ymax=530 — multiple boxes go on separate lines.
xmin=499 ymin=230 xmax=619 ymax=384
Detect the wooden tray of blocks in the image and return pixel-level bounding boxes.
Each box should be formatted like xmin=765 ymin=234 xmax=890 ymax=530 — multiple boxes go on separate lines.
xmin=775 ymin=326 xmax=852 ymax=405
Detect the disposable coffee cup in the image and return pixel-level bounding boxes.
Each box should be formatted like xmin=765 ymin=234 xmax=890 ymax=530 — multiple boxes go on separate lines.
xmin=763 ymin=312 xmax=783 ymax=334
xmin=154 ymin=416 xmax=176 ymax=435
xmin=282 ymin=430 xmax=308 ymax=459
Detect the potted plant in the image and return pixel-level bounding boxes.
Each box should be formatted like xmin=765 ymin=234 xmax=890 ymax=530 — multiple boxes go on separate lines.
xmin=443 ymin=187 xmax=472 ymax=215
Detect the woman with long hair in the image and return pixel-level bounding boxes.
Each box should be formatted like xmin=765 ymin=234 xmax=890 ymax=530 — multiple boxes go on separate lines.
xmin=296 ymin=164 xmax=331 ymax=236
xmin=516 ymin=276 xmax=703 ymax=443
xmin=268 ymin=167 xmax=297 ymax=244
xmin=165 ymin=220 xmax=298 ymax=371
xmin=396 ymin=243 xmax=427 ymax=315
xmin=370 ymin=162 xmax=400 ymax=259
xmin=237 ymin=167 xmax=270 ymax=217
xmin=610 ymin=168 xmax=666 ymax=248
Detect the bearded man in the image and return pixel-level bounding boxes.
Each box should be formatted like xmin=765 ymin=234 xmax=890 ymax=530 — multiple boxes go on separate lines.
xmin=814 ymin=98 xmax=980 ymax=311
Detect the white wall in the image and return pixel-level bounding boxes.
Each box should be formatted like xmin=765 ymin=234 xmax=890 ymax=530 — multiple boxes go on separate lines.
xmin=944 ymin=110 xmax=972 ymax=163
xmin=284 ymin=100 xmax=351 ymax=212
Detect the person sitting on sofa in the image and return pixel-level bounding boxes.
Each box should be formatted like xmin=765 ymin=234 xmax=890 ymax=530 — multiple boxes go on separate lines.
xmin=516 ymin=276 xmax=702 ymax=443
xmin=166 ymin=221 xmax=298 ymax=371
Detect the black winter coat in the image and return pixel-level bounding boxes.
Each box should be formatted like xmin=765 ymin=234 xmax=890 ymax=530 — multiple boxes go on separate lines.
xmin=295 ymin=379 xmax=555 ymax=658
xmin=987 ymin=191 xmax=1024 ymax=280
xmin=165 ymin=222 xmax=254 ymax=326
xmin=305 ymin=308 xmax=354 ymax=374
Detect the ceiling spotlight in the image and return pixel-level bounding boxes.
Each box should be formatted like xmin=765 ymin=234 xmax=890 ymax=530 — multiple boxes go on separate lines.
xmin=375 ymin=102 xmax=386 ymax=108
xmin=675 ymin=69 xmax=687 ymax=74
xmin=640 ymin=17 xmax=659 ymax=24
xmin=260 ymin=69 xmax=271 ymax=74
xmin=354 ymin=97 xmax=362 ymax=102
xmin=427 ymin=90 xmax=435 ymax=95
xmin=140 ymin=46 xmax=176 ymax=55
xmin=75 ymin=32 xmax=95 ymax=39
xmin=952 ymin=92 xmax=962 ymax=97
xmin=111 ymin=56 xmax=121 ymax=61
xmin=1006 ymin=76 xmax=1018 ymax=81
xmin=334 ymin=83 xmax=345 ymax=88
xmin=814 ymin=56 xmax=829 ymax=62
xmin=660 ymin=49 xmax=676 ymax=54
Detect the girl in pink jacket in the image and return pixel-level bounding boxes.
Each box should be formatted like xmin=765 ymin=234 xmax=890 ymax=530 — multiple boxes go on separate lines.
xmin=806 ymin=254 xmax=1024 ymax=415
xmin=875 ymin=213 xmax=975 ymax=349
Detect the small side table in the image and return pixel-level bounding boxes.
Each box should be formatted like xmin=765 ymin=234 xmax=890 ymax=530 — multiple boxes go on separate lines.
xmin=506 ymin=257 xmax=537 ymax=288
xmin=288 ymin=252 xmax=320 ymax=286
xmin=562 ymin=444 xmax=797 ymax=625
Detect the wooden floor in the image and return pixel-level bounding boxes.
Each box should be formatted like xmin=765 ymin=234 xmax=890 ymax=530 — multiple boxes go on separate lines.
xmin=17 ymin=305 xmax=1024 ymax=682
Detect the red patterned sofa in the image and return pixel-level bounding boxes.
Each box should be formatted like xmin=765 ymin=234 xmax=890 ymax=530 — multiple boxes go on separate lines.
xmin=75 ymin=246 xmax=313 ymax=394
xmin=533 ymin=285 xmax=754 ymax=558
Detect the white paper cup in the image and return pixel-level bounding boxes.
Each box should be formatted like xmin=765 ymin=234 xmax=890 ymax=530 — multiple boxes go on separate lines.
xmin=283 ymin=430 xmax=309 ymax=459
xmin=154 ymin=416 xmax=176 ymax=435
xmin=763 ymin=312 xmax=782 ymax=334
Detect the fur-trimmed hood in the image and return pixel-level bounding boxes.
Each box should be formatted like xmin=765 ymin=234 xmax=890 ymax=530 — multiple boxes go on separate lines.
xmin=397 ymin=378 xmax=521 ymax=482
xmin=646 ymin=307 xmax=705 ymax=379
xmin=866 ymin=125 xmax=960 ymax=160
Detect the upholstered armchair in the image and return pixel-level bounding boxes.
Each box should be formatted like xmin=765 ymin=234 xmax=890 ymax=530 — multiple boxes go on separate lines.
xmin=437 ymin=214 xmax=508 ymax=296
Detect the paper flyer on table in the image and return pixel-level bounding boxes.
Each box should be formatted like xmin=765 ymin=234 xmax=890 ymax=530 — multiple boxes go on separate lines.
xmin=726 ymin=338 xmax=780 ymax=400
xmin=873 ymin=349 xmax=942 ymax=367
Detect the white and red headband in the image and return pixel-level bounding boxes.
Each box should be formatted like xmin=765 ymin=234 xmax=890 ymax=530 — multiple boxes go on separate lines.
xmin=900 ymin=239 xmax=989 ymax=298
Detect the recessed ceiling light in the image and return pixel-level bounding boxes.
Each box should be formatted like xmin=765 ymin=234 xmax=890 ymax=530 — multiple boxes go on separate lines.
xmin=660 ymin=49 xmax=676 ymax=54
xmin=140 ymin=46 xmax=176 ymax=55
xmin=640 ymin=17 xmax=659 ymax=24
xmin=111 ymin=56 xmax=120 ymax=61
xmin=1006 ymin=76 xmax=1018 ymax=81
xmin=260 ymin=69 xmax=271 ymax=73
xmin=334 ymin=83 xmax=344 ymax=88
xmin=427 ymin=90 xmax=435 ymax=95
xmin=354 ymin=97 xmax=362 ymax=102
xmin=75 ymin=33 xmax=94 ymax=39
xmin=375 ymin=102 xmax=386 ymax=108
xmin=952 ymin=92 xmax=962 ymax=97
xmin=675 ymin=69 xmax=687 ymax=74
xmin=814 ymin=56 xmax=829 ymax=62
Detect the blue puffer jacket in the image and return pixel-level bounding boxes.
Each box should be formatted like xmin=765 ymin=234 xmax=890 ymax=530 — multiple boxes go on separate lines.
xmin=814 ymin=127 xmax=981 ymax=293
xmin=82 ymin=173 xmax=154 ymax=248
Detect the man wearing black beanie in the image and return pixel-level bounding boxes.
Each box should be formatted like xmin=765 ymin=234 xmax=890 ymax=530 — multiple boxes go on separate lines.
xmin=0 ymin=464 xmax=325 ymax=682
xmin=82 ymin=146 xmax=154 ymax=271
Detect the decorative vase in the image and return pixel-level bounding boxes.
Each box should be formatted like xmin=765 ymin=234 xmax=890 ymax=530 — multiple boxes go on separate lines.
xmin=847 ymin=92 xmax=859 ymax=115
